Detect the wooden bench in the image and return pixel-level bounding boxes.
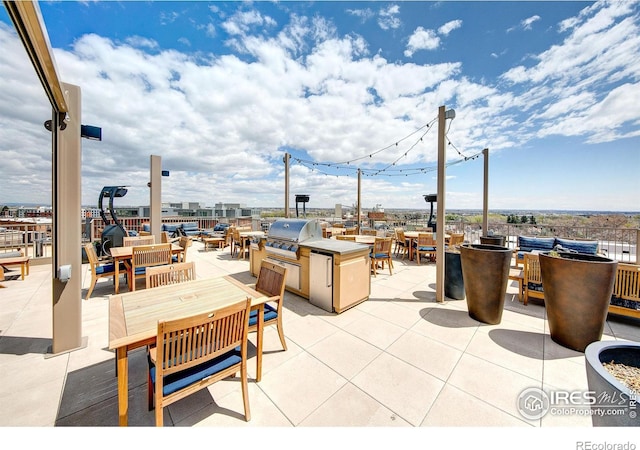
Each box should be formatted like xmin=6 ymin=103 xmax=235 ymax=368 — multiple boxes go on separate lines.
xmin=0 ymin=255 xmax=30 ymax=280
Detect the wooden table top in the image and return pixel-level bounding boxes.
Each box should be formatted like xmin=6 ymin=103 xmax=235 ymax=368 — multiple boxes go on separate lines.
xmin=108 ymin=276 xmax=267 ymax=351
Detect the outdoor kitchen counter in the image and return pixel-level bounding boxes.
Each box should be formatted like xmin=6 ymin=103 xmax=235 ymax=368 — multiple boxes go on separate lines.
xmin=301 ymin=238 xmax=370 ymax=255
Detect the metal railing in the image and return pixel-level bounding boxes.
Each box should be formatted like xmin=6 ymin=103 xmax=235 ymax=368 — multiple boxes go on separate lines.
xmin=1 ymin=217 xmax=637 ymax=263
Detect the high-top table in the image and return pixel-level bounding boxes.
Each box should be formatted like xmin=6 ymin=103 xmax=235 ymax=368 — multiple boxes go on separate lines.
xmin=108 ymin=276 xmax=268 ymax=426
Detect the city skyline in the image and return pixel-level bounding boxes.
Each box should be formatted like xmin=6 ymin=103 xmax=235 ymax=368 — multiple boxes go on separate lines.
xmin=1 ymin=1 xmax=639 ymax=211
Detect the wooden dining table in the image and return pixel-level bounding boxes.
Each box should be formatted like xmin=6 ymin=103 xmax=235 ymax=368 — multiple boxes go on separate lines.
xmin=404 ymin=232 xmax=451 ymax=261
xmin=108 ymin=276 xmax=268 ymax=426
xmin=109 ymin=243 xmax=183 ymax=294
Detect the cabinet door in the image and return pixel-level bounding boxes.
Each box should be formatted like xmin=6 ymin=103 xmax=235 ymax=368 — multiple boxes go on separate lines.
xmin=335 ymin=255 xmax=370 ymax=313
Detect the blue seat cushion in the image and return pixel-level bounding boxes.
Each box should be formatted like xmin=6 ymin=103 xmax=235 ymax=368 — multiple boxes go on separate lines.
xmin=518 ymin=236 xmax=555 ymax=252
xmin=162 ymin=224 xmax=180 ymax=232
xmin=182 ymin=222 xmax=199 ymax=231
xmin=417 ymin=246 xmax=436 ymax=251
xmin=95 ymin=264 xmax=114 ymax=275
xmin=370 ymin=252 xmax=390 ymax=259
xmin=149 ymin=348 xmax=241 ymax=397
xmin=527 ymin=283 xmax=544 ymax=292
xmin=134 ymin=267 xmax=147 ymax=275
xmin=172 ymin=255 xmax=179 ymax=263
xmin=554 ymin=238 xmax=598 ymax=254
xmin=248 ymin=303 xmax=278 ymax=327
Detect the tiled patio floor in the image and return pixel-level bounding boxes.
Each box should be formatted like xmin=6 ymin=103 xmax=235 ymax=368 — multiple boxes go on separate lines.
xmin=1 ymin=240 xmax=639 ymax=439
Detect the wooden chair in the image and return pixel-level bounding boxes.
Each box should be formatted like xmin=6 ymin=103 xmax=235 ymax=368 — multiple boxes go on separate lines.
xmin=394 ymin=228 xmax=409 ymax=259
xmin=123 ymin=235 xmax=155 ymax=247
xmin=172 ymin=236 xmax=191 ymax=263
xmin=232 ymin=228 xmax=251 ymax=259
xmin=370 ymin=237 xmax=393 ymax=277
xmin=83 ymin=243 xmax=125 ymax=300
xmin=414 ymin=233 xmax=437 ymax=265
xmin=145 ymin=261 xmax=196 ymax=289
xmin=344 ymin=227 xmax=357 ymax=235
xmin=335 ymin=235 xmax=356 ymax=241
xmin=523 ymin=253 xmax=544 ymax=305
xmin=249 ymin=260 xmax=288 ymax=357
xmin=448 ymin=233 xmax=465 ymax=247
xmin=147 ymin=298 xmax=252 ymax=426
xmin=361 ymin=229 xmax=377 ymax=236
xmin=128 ymin=243 xmax=173 ymax=292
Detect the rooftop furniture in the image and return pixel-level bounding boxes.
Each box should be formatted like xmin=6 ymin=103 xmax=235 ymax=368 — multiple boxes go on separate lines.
xmin=145 ymin=261 xmax=196 ymax=289
xmin=523 ymin=253 xmax=544 ymax=306
xmin=335 ymin=235 xmax=356 ymax=241
xmin=147 ymin=298 xmax=252 ymax=426
xmin=123 ymin=235 xmax=155 ymax=247
xmin=344 ymin=227 xmax=357 ymax=235
xmin=447 ymin=233 xmax=465 ymax=247
xmin=394 ymin=228 xmax=409 ymax=260
xmin=161 ymin=231 xmax=179 ymax=244
xmin=249 ymin=261 xmax=288 ymax=367
xmin=172 ymin=236 xmax=191 ymax=263
xmin=414 ymin=233 xmax=437 ymax=265
xmin=0 ymin=254 xmax=29 ymax=281
xmin=128 ymin=243 xmax=173 ymax=292
xmin=508 ymin=267 xmax=524 ymax=303
xmin=609 ymin=263 xmax=640 ymax=319
xmin=370 ymin=237 xmax=393 ymax=277
xmin=515 ymin=236 xmax=599 ymax=267
xmin=232 ymin=228 xmax=251 ymax=259
xmin=83 ymin=243 xmax=122 ymax=300
xmin=109 ymin=276 xmax=268 ymax=426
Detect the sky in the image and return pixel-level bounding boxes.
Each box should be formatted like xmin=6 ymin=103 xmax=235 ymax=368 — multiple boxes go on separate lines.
xmin=0 ymin=0 xmax=639 ymax=212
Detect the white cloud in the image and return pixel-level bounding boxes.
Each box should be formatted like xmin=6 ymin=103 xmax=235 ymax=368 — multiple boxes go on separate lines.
xmin=378 ymin=4 xmax=401 ymax=30
xmin=438 ymin=20 xmax=462 ymax=36
xmin=346 ymin=8 xmax=375 ymax=22
xmin=404 ymin=27 xmax=440 ymax=57
xmin=1 ymin=2 xmax=639 ymax=210
xmin=522 ymin=15 xmax=541 ymax=30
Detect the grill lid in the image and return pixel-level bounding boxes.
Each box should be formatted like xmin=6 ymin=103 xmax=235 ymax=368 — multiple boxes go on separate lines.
xmin=267 ymin=218 xmax=321 ymax=242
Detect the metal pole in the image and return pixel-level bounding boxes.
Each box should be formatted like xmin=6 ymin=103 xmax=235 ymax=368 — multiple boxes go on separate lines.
xmin=482 ymin=148 xmax=489 ymax=238
xmin=436 ymin=106 xmax=446 ymax=303
xmin=284 ymin=152 xmax=290 ymax=218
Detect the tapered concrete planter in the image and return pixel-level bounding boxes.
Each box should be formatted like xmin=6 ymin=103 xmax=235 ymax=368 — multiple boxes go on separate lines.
xmin=539 ymin=252 xmax=617 ymax=352
xmin=444 ymin=250 xmax=465 ymax=300
xmin=459 ymin=244 xmax=512 ymax=324
xmin=480 ymin=235 xmax=506 ymax=247
xmin=585 ymin=341 xmax=640 ymax=426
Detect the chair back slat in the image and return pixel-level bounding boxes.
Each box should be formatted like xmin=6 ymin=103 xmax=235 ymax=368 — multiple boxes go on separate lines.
xmin=123 ymin=235 xmax=156 ymax=247
xmin=84 ymin=243 xmax=99 ymax=267
xmin=256 ymin=261 xmax=287 ymax=299
xmin=146 ymin=261 xmax=196 ymax=289
xmin=156 ymin=298 xmax=250 ymax=377
xmin=614 ymin=263 xmax=640 ymax=301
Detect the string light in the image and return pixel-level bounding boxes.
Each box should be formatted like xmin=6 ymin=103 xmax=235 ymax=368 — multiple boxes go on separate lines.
xmin=289 ymin=109 xmax=486 ymax=178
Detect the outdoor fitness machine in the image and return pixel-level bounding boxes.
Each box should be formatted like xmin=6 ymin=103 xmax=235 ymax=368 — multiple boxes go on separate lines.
xmin=99 ymin=186 xmax=129 ymax=255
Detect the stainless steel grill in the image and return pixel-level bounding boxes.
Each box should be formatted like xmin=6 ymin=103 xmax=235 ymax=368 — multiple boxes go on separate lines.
xmin=265 ymin=218 xmax=322 ymax=259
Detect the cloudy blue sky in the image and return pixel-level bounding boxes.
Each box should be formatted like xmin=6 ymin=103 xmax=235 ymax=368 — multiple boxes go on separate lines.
xmin=1 ymin=1 xmax=639 ymax=212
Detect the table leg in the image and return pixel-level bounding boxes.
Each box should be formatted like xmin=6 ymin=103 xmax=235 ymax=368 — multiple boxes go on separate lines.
xmin=256 ymin=304 xmax=264 ymax=382
xmin=114 ymin=258 xmax=120 ymax=294
xmin=116 ymin=347 xmax=129 ymax=426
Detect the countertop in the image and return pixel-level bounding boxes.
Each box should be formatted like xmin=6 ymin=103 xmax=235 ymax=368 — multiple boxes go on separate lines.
xmin=301 ymin=238 xmax=371 ymax=255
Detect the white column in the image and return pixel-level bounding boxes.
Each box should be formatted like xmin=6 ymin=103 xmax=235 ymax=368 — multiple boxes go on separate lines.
xmin=150 ymin=155 xmax=162 ymax=240
xmin=52 ymin=82 xmax=86 ymax=355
